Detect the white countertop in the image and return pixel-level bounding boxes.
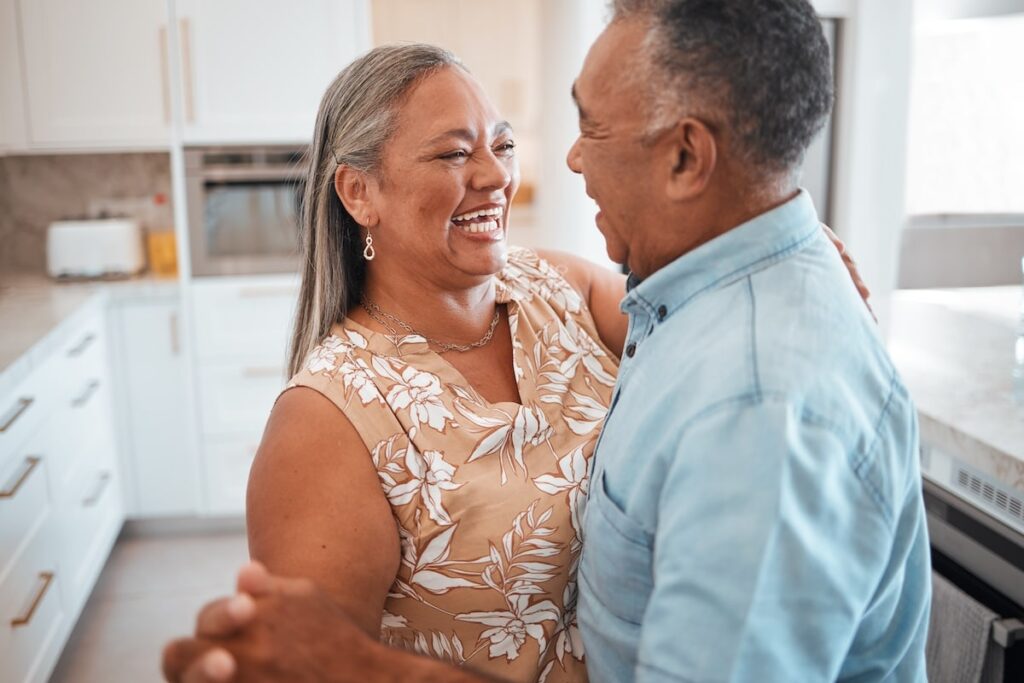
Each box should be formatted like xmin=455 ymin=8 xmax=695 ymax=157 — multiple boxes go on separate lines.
xmin=0 ymin=271 xmax=180 ymax=397
xmin=888 ymin=286 xmax=1024 ymax=490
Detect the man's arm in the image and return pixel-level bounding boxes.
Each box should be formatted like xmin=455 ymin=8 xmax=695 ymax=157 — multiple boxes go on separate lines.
xmin=162 ymin=563 xmax=502 ymax=683
xmin=635 ymin=397 xmax=893 ymax=682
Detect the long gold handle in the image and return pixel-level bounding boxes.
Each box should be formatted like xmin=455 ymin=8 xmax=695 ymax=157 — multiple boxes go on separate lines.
xmin=169 ymin=311 xmax=181 ymax=356
xmin=180 ymin=18 xmax=196 ymax=123
xmin=67 ymin=333 xmax=96 ymax=357
xmin=0 ymin=456 xmax=40 ymax=499
xmin=238 ymin=287 xmax=296 ymax=299
xmin=243 ymin=367 xmax=282 ymax=379
xmin=159 ymin=25 xmax=171 ymax=124
xmin=82 ymin=471 xmax=111 ymax=507
xmin=0 ymin=397 xmax=33 ymax=433
xmin=11 ymin=572 xmax=54 ymax=628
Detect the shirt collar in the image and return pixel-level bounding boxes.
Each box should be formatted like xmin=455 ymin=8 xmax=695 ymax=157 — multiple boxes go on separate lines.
xmin=623 ymin=190 xmax=821 ymax=318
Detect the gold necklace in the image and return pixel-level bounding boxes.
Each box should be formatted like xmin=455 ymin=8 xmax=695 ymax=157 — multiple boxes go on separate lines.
xmin=361 ymin=300 xmax=501 ymax=353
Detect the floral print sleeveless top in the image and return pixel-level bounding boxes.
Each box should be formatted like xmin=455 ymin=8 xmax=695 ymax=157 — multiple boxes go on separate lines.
xmin=286 ymin=247 xmax=619 ymax=683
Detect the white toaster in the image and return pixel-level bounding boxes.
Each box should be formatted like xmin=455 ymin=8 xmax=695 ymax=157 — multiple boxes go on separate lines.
xmin=46 ymin=218 xmax=146 ymax=279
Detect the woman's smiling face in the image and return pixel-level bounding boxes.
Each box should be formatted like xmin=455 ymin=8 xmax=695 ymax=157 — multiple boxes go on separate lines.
xmin=370 ymin=66 xmax=520 ymax=286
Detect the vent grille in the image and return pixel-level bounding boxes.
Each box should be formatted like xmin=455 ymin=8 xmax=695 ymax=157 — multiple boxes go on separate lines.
xmin=955 ymin=467 xmax=1024 ymax=524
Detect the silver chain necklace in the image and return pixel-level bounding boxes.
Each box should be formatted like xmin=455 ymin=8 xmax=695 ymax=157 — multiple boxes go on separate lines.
xmin=361 ymin=299 xmax=501 ymax=353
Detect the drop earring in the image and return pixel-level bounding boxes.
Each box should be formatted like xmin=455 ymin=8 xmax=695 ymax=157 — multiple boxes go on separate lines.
xmin=363 ymin=231 xmax=376 ymax=261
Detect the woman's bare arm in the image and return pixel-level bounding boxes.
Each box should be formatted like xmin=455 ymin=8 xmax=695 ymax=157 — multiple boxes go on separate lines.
xmin=535 ymin=248 xmax=629 ymax=358
xmin=246 ymin=386 xmax=401 ymax=636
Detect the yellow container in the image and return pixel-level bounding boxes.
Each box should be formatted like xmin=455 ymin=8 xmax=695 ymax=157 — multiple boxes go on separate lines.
xmin=146 ymin=231 xmax=178 ymax=277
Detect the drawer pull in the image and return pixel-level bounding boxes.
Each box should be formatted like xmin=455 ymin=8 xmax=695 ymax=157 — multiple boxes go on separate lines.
xmin=82 ymin=471 xmax=111 ymax=507
xmin=72 ymin=380 xmax=101 ymax=408
xmin=0 ymin=456 xmax=41 ymax=499
xmin=67 ymin=333 xmax=97 ymax=357
xmin=238 ymin=287 xmax=295 ymax=299
xmin=11 ymin=572 xmax=54 ymax=628
xmin=243 ymin=367 xmax=282 ymax=379
xmin=0 ymin=397 xmax=33 ymax=433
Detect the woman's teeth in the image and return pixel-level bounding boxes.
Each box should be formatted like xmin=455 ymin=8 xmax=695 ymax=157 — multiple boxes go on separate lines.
xmin=451 ymin=207 xmax=503 ymax=234
xmin=452 ymin=207 xmax=503 ymax=222
xmin=456 ymin=220 xmax=499 ymax=234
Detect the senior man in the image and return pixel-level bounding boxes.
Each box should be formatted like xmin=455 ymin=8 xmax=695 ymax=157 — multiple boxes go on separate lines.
xmin=164 ymin=1 xmax=930 ymax=681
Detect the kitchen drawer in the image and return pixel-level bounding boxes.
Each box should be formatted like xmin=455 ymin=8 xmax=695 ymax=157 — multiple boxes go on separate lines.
xmin=53 ymin=318 xmax=108 ymax=398
xmin=197 ymin=363 xmax=286 ymax=435
xmin=0 ymin=364 xmax=55 ymax=464
xmin=0 ymin=518 xmax=67 ymax=683
xmin=191 ymin=277 xmax=299 ymax=362
xmin=0 ymin=454 xmax=52 ymax=584
xmin=46 ymin=375 xmax=117 ymax=501
xmin=203 ymin=438 xmax=260 ymax=515
xmin=54 ymin=461 xmax=122 ymax=614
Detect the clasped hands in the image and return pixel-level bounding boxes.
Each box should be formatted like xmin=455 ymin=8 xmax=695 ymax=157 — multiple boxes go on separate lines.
xmin=161 ymin=561 xmax=385 ymax=683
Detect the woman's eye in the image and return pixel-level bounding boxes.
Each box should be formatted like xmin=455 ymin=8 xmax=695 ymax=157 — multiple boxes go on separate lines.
xmin=441 ymin=150 xmax=469 ymax=160
xmin=496 ymin=141 xmax=516 ymax=154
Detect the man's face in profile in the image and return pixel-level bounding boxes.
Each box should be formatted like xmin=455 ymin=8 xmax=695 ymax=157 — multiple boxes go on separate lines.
xmin=566 ymin=19 xmax=665 ymax=273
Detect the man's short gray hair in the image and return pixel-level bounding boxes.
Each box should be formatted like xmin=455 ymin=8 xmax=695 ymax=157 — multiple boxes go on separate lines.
xmin=612 ymin=0 xmax=834 ymax=174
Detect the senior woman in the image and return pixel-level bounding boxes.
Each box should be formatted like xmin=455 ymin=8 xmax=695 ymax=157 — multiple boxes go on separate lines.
xmin=244 ymin=44 xmax=866 ymax=683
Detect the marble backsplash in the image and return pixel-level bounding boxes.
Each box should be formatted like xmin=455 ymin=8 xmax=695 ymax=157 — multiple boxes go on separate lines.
xmin=0 ymin=152 xmax=173 ymax=272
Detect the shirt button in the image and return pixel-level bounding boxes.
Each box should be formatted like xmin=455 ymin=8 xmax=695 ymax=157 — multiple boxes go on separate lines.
xmin=625 ymin=342 xmax=637 ymax=358
xmin=657 ymin=305 xmax=668 ymax=321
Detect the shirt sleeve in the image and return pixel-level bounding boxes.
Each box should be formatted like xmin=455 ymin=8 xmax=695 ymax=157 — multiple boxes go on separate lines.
xmin=635 ymin=396 xmax=895 ymax=682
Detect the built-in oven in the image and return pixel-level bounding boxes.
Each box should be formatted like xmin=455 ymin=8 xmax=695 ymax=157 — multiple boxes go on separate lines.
xmin=185 ymin=145 xmax=307 ymax=277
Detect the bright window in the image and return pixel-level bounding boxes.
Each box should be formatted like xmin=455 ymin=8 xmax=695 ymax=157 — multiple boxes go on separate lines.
xmin=906 ymin=14 xmax=1024 ymax=215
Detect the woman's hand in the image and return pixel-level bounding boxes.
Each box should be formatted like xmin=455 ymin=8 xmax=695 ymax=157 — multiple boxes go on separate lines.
xmin=822 ymin=224 xmax=876 ymax=321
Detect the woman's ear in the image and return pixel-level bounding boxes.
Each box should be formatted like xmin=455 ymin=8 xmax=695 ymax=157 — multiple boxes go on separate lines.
xmin=334 ymin=165 xmax=379 ymax=227
xmin=663 ymin=117 xmax=717 ymax=202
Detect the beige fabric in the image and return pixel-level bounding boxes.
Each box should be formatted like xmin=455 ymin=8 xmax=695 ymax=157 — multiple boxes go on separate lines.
xmin=286 ymin=247 xmax=618 ymax=683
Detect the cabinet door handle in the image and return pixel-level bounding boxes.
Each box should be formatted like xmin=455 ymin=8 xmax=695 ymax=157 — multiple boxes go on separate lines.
xmin=238 ymin=287 xmax=295 ymax=299
xmin=82 ymin=471 xmax=111 ymax=507
xmin=0 ymin=397 xmax=33 ymax=433
xmin=0 ymin=456 xmax=40 ymax=499
xmin=10 ymin=572 xmax=55 ymax=628
xmin=179 ymin=18 xmax=196 ymax=123
xmin=71 ymin=380 xmax=101 ymax=408
xmin=170 ymin=311 xmax=181 ymax=356
xmin=67 ymin=333 xmax=96 ymax=357
xmin=159 ymin=25 xmax=171 ymax=124
xmin=243 ymin=367 xmax=281 ymax=379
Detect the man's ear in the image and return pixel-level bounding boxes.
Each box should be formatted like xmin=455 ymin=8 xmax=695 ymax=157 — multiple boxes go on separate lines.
xmin=663 ymin=117 xmax=717 ymax=201
xmin=334 ymin=165 xmax=379 ymax=227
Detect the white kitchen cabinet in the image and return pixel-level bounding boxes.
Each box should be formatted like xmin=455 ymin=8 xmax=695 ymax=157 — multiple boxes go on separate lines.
xmin=17 ymin=0 xmax=170 ymax=147
xmin=174 ymin=0 xmax=370 ymax=144
xmin=46 ymin=314 xmax=124 ymax=616
xmin=203 ymin=437 xmax=261 ymax=516
xmin=111 ymin=296 xmax=199 ymax=518
xmin=0 ymin=305 xmax=122 ymax=683
xmin=190 ymin=276 xmax=297 ymax=515
xmin=0 ymin=0 xmax=27 ymax=153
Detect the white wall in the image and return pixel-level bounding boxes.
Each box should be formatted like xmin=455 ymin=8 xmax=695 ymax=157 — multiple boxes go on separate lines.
xmin=523 ymin=0 xmax=613 ymax=269
xmin=828 ymin=0 xmax=914 ymax=334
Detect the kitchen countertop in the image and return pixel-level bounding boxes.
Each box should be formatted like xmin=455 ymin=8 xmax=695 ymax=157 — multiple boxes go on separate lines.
xmin=0 ymin=271 xmax=180 ymax=398
xmin=888 ymin=286 xmax=1024 ymax=490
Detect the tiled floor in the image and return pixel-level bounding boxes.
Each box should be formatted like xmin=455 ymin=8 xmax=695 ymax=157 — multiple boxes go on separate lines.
xmin=49 ymin=529 xmax=249 ymax=683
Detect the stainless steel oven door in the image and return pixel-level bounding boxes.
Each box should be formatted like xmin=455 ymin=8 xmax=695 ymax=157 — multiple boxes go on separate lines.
xmin=186 ymin=147 xmax=306 ymax=277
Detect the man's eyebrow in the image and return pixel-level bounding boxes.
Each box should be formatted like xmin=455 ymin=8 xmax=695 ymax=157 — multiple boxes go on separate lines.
xmin=424 ymin=121 xmax=514 ymax=147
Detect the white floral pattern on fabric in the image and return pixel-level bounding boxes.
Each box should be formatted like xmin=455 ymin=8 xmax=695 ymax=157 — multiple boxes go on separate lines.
xmin=286 ymin=247 xmax=619 ymax=683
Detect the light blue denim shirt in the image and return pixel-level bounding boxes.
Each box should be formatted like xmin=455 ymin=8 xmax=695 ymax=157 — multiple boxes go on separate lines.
xmin=578 ymin=191 xmax=931 ymax=683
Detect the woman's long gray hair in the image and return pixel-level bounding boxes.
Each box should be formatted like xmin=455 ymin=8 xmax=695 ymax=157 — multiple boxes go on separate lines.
xmin=289 ymin=44 xmax=462 ymax=378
